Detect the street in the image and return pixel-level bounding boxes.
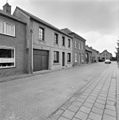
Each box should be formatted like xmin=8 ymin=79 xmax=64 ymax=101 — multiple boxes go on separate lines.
xmin=0 ymin=62 xmax=119 ymax=120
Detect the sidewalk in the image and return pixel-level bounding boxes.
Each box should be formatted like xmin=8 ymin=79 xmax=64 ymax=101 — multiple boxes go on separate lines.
xmin=48 ymin=63 xmax=119 ymax=120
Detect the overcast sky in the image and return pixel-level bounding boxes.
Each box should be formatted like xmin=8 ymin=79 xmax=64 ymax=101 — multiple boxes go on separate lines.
xmin=1 ymin=0 xmax=119 ymax=56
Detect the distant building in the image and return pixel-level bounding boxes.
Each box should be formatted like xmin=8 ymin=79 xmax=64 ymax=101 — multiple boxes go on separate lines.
xmin=0 ymin=3 xmax=27 ymax=77
xmin=99 ymin=50 xmax=112 ymax=61
xmin=61 ymin=28 xmax=86 ymax=66
xmin=85 ymin=46 xmax=99 ymax=63
xmin=14 ymin=7 xmax=73 ymax=73
xmin=91 ymin=47 xmax=99 ymax=63
xmin=85 ymin=46 xmax=92 ymax=63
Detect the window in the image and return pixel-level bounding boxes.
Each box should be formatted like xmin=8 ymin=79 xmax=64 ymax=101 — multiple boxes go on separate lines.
xmin=81 ymin=43 xmax=84 ymax=49
xmin=54 ymin=33 xmax=58 ymax=44
xmin=62 ymin=36 xmax=65 ymax=46
xmin=75 ymin=53 xmax=78 ymax=62
xmin=68 ymin=39 xmax=71 ymax=48
xmin=67 ymin=53 xmax=71 ymax=62
xmin=0 ymin=47 xmax=15 ymax=68
xmin=0 ymin=20 xmax=4 ymax=33
xmin=74 ymin=41 xmax=77 ymax=48
xmin=79 ymin=43 xmax=80 ymax=49
xmin=39 ymin=27 xmax=44 ymax=40
xmin=54 ymin=51 xmax=59 ymax=63
xmin=0 ymin=20 xmax=15 ymax=36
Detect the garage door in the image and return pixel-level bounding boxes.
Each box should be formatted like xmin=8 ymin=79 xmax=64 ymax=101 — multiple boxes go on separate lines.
xmin=33 ymin=49 xmax=49 ymax=72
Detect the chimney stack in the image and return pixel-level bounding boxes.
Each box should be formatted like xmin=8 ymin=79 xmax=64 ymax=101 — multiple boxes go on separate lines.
xmin=3 ymin=3 xmax=11 ymax=14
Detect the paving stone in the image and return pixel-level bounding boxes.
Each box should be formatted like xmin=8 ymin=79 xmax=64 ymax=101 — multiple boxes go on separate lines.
xmin=86 ymin=99 xmax=95 ymax=104
xmin=94 ymin=102 xmax=105 ymax=109
xmin=80 ymin=106 xmax=91 ymax=114
xmin=83 ymin=102 xmax=93 ymax=108
xmin=105 ymin=104 xmax=116 ymax=111
xmin=62 ymin=110 xmax=75 ymax=119
xmin=91 ymin=106 xmax=104 ymax=115
xmin=61 ymin=102 xmax=72 ymax=110
xmin=50 ymin=109 xmax=64 ymax=120
xmin=102 ymin=114 xmax=116 ymax=120
xmin=68 ymin=104 xmax=79 ymax=112
xmin=58 ymin=116 xmax=70 ymax=120
xmin=106 ymin=100 xmax=116 ymax=106
xmin=71 ymin=101 xmax=82 ymax=107
xmin=88 ymin=112 xmax=102 ymax=120
xmin=72 ymin=117 xmax=81 ymax=120
xmin=96 ymin=99 xmax=106 ymax=105
xmin=75 ymin=111 xmax=88 ymax=120
xmin=104 ymin=109 xmax=116 ymax=117
xmin=76 ymin=97 xmax=86 ymax=103
xmin=98 ymin=96 xmax=106 ymax=101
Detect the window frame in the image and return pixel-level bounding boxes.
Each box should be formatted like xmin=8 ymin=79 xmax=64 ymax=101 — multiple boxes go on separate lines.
xmin=54 ymin=33 xmax=59 ymax=45
xmin=54 ymin=51 xmax=59 ymax=63
xmin=0 ymin=20 xmax=15 ymax=37
xmin=68 ymin=39 xmax=71 ymax=48
xmin=74 ymin=41 xmax=77 ymax=48
xmin=62 ymin=36 xmax=65 ymax=46
xmin=39 ymin=27 xmax=44 ymax=41
xmin=0 ymin=46 xmax=15 ymax=69
xmin=75 ymin=53 xmax=78 ymax=62
xmin=67 ymin=53 xmax=71 ymax=63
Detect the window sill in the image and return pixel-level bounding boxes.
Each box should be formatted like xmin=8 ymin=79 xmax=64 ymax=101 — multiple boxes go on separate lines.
xmin=53 ymin=62 xmax=60 ymax=65
xmin=38 ymin=39 xmax=45 ymax=42
xmin=0 ymin=33 xmax=16 ymax=38
xmin=0 ymin=66 xmax=15 ymax=69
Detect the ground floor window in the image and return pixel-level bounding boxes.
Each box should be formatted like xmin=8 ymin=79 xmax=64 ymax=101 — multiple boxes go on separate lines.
xmin=54 ymin=51 xmax=59 ymax=63
xmin=0 ymin=46 xmax=15 ymax=68
xmin=67 ymin=53 xmax=71 ymax=62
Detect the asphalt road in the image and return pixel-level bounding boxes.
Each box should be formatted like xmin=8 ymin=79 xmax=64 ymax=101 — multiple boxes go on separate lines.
xmin=0 ymin=62 xmax=118 ymax=120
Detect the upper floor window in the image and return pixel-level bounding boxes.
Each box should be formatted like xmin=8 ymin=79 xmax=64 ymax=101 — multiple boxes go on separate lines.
xmin=54 ymin=33 xmax=58 ymax=44
xmin=0 ymin=46 xmax=15 ymax=68
xmin=39 ymin=27 xmax=44 ymax=40
xmin=79 ymin=43 xmax=81 ymax=49
xmin=81 ymin=43 xmax=84 ymax=49
xmin=62 ymin=36 xmax=65 ymax=46
xmin=0 ymin=20 xmax=15 ymax=37
xmin=68 ymin=39 xmax=71 ymax=48
xmin=74 ymin=41 xmax=77 ymax=48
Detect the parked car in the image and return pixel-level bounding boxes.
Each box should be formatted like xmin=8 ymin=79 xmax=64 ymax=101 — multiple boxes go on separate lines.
xmin=105 ymin=59 xmax=111 ymax=64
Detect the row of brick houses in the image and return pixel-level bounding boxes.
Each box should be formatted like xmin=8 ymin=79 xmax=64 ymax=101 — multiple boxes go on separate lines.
xmin=0 ymin=3 xmax=100 ymax=78
xmin=85 ymin=46 xmax=99 ymax=63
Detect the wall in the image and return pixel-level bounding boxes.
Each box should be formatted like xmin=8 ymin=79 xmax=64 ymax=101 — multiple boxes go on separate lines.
xmin=0 ymin=15 xmax=26 ymax=77
xmin=32 ymin=21 xmax=72 ymax=70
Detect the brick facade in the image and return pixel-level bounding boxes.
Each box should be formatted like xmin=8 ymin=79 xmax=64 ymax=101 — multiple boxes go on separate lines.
xmin=0 ymin=10 xmax=27 ymax=77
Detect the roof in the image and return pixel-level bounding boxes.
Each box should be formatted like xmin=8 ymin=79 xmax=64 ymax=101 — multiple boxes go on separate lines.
xmin=61 ymin=28 xmax=86 ymax=42
xmin=15 ymin=7 xmax=72 ymax=38
xmin=100 ymin=50 xmax=112 ymax=55
xmin=0 ymin=9 xmax=26 ymax=24
xmin=85 ymin=46 xmax=92 ymax=52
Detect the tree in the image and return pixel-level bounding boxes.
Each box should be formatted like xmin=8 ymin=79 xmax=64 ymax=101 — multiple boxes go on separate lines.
xmin=116 ymin=40 xmax=119 ymax=62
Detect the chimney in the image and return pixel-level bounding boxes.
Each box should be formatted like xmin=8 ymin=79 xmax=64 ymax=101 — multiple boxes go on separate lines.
xmin=3 ymin=3 xmax=11 ymax=14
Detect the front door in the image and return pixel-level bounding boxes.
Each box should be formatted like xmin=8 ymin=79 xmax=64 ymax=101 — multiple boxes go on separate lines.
xmin=62 ymin=52 xmax=65 ymax=66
